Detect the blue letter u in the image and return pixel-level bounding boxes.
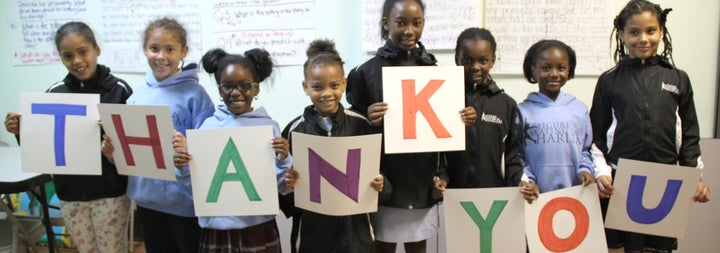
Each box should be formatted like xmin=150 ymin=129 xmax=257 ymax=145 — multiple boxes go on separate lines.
xmin=626 ymin=175 xmax=682 ymax=224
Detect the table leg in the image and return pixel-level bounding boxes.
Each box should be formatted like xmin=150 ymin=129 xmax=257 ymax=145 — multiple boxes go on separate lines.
xmin=31 ymin=185 xmax=57 ymax=253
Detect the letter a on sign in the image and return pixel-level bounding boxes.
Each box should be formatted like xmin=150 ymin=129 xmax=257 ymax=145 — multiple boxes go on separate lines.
xmin=187 ymin=126 xmax=279 ymax=217
xmin=381 ymin=66 xmax=465 ymax=153
xmin=605 ymin=158 xmax=700 ymax=238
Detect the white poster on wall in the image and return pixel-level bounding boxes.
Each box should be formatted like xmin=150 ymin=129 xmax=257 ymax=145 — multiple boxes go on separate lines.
xmin=208 ymin=0 xmax=316 ymax=66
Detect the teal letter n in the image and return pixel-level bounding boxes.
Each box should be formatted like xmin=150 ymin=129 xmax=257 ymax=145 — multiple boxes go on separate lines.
xmin=206 ymin=138 xmax=261 ymax=203
xmin=460 ymin=200 xmax=508 ymax=253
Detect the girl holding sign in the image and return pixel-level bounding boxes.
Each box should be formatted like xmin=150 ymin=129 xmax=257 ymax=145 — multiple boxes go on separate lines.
xmin=171 ymin=47 xmax=290 ymax=253
xmin=516 ymin=40 xmax=599 ymax=201
xmin=590 ymin=0 xmax=711 ymax=251
xmin=346 ymin=0 xmax=475 ymax=252
xmin=446 ymin=27 xmax=524 ymax=189
xmin=122 ymin=17 xmax=215 ymax=253
xmin=282 ymin=39 xmax=385 ymax=253
xmin=5 ymin=22 xmax=133 ymax=253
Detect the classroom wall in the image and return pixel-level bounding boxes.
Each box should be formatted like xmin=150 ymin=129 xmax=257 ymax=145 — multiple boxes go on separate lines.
xmin=0 ymin=1 xmax=717 ymax=252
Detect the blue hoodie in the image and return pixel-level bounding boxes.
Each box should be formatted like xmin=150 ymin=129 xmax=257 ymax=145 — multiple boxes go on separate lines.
xmin=197 ymin=105 xmax=291 ymax=229
xmin=125 ymin=63 xmax=216 ymax=217
xmin=516 ymin=92 xmax=594 ymax=193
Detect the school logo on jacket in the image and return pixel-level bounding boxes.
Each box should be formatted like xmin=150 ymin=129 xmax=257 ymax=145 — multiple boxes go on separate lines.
xmin=522 ymin=121 xmax=582 ymax=146
xmin=661 ymin=82 xmax=679 ymax=95
xmin=481 ymin=112 xmax=503 ymax=124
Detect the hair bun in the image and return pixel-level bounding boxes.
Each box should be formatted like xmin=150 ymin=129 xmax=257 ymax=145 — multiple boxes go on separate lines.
xmin=200 ymin=48 xmax=229 ymax=74
xmin=244 ymin=48 xmax=274 ymax=82
xmin=306 ymin=39 xmax=339 ymax=58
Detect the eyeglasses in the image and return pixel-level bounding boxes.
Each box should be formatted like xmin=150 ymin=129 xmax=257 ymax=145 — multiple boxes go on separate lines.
xmin=218 ymin=82 xmax=257 ymax=93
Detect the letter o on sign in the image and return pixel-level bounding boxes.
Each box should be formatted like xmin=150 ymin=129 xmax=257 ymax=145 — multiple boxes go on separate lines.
xmin=538 ymin=197 xmax=589 ymax=252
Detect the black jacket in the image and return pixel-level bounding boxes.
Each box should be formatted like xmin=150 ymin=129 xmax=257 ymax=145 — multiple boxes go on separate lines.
xmin=346 ymin=40 xmax=446 ymax=209
xmin=590 ymin=56 xmax=701 ymax=167
xmin=447 ymin=78 xmax=523 ymax=188
xmin=281 ymin=104 xmax=380 ymax=253
xmin=46 ymin=64 xmax=133 ymax=201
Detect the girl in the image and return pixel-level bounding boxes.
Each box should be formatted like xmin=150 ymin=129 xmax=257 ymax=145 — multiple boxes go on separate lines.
xmin=591 ymin=1 xmax=710 ymax=252
xmin=345 ymin=1 xmax=475 ymax=252
xmin=172 ymin=47 xmax=290 ymax=253
xmin=124 ymin=17 xmax=215 ymax=253
xmin=4 ymin=21 xmax=133 ymax=253
xmin=446 ymin=27 xmax=523 ymax=189
xmin=516 ymin=40 xmax=596 ymax=202
xmin=282 ymin=39 xmax=385 ymax=253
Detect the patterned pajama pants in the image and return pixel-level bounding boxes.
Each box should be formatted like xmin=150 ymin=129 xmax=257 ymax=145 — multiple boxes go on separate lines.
xmin=60 ymin=195 xmax=131 ymax=253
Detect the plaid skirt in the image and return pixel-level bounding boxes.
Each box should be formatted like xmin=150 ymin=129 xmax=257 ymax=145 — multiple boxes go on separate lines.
xmin=198 ymin=219 xmax=282 ymax=253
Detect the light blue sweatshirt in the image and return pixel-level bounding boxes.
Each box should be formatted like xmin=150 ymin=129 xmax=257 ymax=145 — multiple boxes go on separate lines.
xmin=197 ymin=105 xmax=291 ymax=230
xmin=125 ymin=63 xmax=215 ymax=217
xmin=516 ymin=92 xmax=594 ymax=193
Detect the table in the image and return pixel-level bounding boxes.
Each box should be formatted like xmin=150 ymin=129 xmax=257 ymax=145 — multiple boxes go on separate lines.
xmin=0 ymin=147 xmax=57 ymax=253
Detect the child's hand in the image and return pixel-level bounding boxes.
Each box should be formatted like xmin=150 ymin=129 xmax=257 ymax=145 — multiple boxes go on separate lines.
xmin=367 ymin=102 xmax=388 ymax=126
xmin=460 ymin=106 xmax=477 ymax=125
xmin=370 ymin=174 xmax=384 ymax=192
xmin=578 ymin=171 xmax=596 ymax=186
xmin=693 ymin=180 xmax=711 ymax=203
xmin=5 ymin=112 xmax=21 ymax=135
xmin=285 ymin=168 xmax=299 ymax=189
xmin=432 ymin=177 xmax=447 ymax=200
xmin=173 ymin=131 xmax=192 ymax=168
xmin=272 ymin=137 xmax=289 ymax=160
xmin=520 ymin=181 xmax=540 ymax=204
xmin=597 ymin=175 xmax=614 ymax=198
xmin=101 ymin=134 xmax=114 ymax=160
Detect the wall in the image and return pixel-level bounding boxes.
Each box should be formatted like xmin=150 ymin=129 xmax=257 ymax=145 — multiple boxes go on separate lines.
xmin=0 ymin=0 xmax=717 ymax=252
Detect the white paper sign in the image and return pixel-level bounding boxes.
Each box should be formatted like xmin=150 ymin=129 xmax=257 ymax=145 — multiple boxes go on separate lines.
xmin=292 ymin=132 xmax=381 ymax=216
xmin=525 ymin=185 xmax=607 ymax=253
xmin=97 ymin=104 xmax=176 ymax=181
xmin=187 ymin=126 xmax=279 ymax=216
xmin=444 ymin=188 xmax=526 ymax=253
xmin=20 ymin=93 xmax=101 ymax=175
xmin=605 ymin=159 xmax=700 ymax=238
xmin=382 ymin=66 xmax=465 ymax=153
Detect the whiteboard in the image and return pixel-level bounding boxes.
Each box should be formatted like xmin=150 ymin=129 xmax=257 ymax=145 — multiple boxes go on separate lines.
xmin=8 ymin=0 xmax=91 ymax=65
xmin=361 ymin=0 xmax=482 ymax=51
xmin=7 ymin=0 xmax=314 ymax=70
xmin=208 ymin=0 xmax=316 ymax=66
xmin=486 ymin=0 xmax=614 ymax=75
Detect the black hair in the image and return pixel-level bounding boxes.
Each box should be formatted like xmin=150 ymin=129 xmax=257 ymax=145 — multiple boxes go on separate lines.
xmin=522 ymin=40 xmax=577 ymax=83
xmin=454 ymin=27 xmax=497 ymax=65
xmin=303 ymin=39 xmax=344 ymax=78
xmin=200 ymin=48 xmax=274 ymax=84
xmin=143 ymin=17 xmax=188 ymax=49
xmin=55 ymin=21 xmax=98 ymax=51
xmin=380 ymin=0 xmax=426 ymax=40
xmin=612 ymin=0 xmax=673 ymax=64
